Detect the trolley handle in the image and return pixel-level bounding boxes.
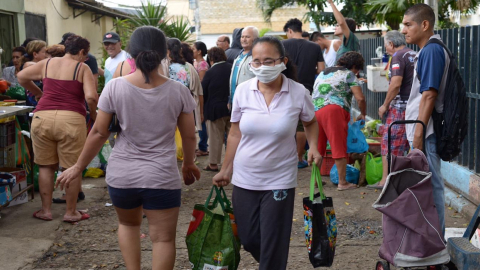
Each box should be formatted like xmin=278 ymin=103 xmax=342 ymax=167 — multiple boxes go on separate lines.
xmin=387 ymin=120 xmax=426 ymax=174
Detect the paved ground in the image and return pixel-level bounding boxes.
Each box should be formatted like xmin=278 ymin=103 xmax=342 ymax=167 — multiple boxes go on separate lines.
xmin=0 ymin=154 xmax=470 ymax=270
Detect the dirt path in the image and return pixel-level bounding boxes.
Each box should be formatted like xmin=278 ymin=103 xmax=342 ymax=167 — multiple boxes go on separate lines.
xmin=28 ymin=154 xmax=467 ymax=270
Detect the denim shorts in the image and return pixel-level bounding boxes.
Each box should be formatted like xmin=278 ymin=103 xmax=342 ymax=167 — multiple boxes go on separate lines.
xmin=107 ymin=186 xmax=181 ymax=210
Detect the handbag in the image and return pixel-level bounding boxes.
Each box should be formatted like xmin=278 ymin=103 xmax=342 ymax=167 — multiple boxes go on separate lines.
xmin=186 ymin=186 xmax=241 ymax=270
xmin=303 ymin=163 xmax=337 ymax=267
xmin=108 ymin=113 xmax=121 ymax=132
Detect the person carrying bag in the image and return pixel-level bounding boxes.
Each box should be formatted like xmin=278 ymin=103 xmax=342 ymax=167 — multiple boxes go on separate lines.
xmin=303 ymin=163 xmax=337 ymax=267
xmin=186 ymin=186 xmax=241 ymax=270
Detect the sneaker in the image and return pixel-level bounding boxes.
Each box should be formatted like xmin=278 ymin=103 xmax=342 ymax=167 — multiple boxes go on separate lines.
xmin=297 ymin=160 xmax=308 ymax=169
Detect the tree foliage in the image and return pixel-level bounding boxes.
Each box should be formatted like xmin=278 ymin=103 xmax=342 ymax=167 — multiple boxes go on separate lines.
xmin=258 ymin=0 xmax=480 ymax=31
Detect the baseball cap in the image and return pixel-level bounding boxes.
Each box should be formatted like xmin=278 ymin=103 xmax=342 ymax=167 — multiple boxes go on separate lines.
xmin=60 ymin=32 xmax=75 ymax=45
xmin=103 ymin=32 xmax=121 ymax=43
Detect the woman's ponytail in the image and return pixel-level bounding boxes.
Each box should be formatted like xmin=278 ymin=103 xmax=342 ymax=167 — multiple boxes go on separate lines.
xmin=136 ymin=50 xmax=161 ymax=84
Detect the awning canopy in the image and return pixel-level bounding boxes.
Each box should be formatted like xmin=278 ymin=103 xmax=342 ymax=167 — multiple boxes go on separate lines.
xmin=65 ymin=0 xmax=131 ymax=21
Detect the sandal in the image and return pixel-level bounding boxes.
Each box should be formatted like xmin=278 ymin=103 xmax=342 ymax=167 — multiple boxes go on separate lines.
xmin=63 ymin=210 xmax=90 ymax=223
xmin=196 ymin=150 xmax=209 ymax=157
xmin=33 ymin=210 xmax=53 ymax=221
xmin=203 ymin=165 xmax=219 ymax=172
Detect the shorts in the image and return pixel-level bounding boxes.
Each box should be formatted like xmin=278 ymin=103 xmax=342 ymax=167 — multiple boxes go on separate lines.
xmin=107 ymin=186 xmax=181 ymax=210
xmin=31 ymin=110 xmax=86 ymax=168
xmin=296 ymin=120 xmax=304 ymax=132
xmin=381 ymin=106 xmax=409 ymax=156
xmin=316 ymin=105 xmax=350 ymax=159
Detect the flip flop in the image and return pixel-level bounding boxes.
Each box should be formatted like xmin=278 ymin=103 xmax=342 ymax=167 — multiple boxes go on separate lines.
xmin=63 ymin=210 xmax=90 ymax=223
xmin=337 ymin=185 xmax=359 ymax=191
xmin=33 ymin=210 xmax=53 ymax=221
xmin=203 ymin=165 xmax=219 ymax=172
xmin=196 ymin=150 xmax=209 ymax=157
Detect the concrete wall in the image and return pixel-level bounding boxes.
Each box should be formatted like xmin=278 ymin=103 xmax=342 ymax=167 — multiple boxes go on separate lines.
xmin=24 ymin=0 xmax=115 ymax=60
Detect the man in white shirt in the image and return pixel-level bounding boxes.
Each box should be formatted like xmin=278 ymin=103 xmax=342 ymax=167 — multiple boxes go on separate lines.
xmin=98 ymin=32 xmax=128 ymax=84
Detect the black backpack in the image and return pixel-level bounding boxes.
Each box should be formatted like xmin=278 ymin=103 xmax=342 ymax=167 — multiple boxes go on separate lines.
xmin=424 ymin=38 xmax=468 ymax=161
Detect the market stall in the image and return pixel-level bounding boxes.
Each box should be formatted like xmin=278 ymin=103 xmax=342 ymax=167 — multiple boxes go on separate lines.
xmin=0 ymin=105 xmax=34 ymax=214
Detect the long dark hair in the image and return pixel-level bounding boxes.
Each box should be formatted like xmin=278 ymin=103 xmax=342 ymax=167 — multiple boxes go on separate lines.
xmin=127 ymin=26 xmax=167 ymax=84
xmin=252 ymin=36 xmax=298 ymax=82
xmin=181 ymin=42 xmax=194 ymax=65
xmin=167 ymin=38 xmax=185 ymax=65
xmin=193 ymin=41 xmax=207 ymax=57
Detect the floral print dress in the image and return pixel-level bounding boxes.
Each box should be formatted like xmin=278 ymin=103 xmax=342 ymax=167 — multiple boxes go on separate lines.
xmin=312 ymin=67 xmax=359 ymax=112
xmin=169 ymin=63 xmax=191 ymax=88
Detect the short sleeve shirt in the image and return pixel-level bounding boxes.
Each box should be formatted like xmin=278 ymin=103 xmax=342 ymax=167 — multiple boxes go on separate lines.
xmin=85 ymin=53 xmax=98 ymax=75
xmin=388 ymin=47 xmax=416 ymax=101
xmin=193 ymin=59 xmax=209 ymax=73
xmin=405 ymin=35 xmax=449 ymax=141
xmin=230 ymin=74 xmax=315 ymax=190
xmin=98 ymin=77 xmax=196 ymax=189
xmin=282 ymin=38 xmax=324 ymax=92
xmin=312 ymin=67 xmax=359 ymax=112
xmin=169 ymin=63 xmax=191 ymax=88
xmin=336 ymin=31 xmax=360 ymax=61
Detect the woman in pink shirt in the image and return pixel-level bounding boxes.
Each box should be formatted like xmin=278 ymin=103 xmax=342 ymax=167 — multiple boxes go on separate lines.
xmin=213 ymin=36 xmax=321 ymax=270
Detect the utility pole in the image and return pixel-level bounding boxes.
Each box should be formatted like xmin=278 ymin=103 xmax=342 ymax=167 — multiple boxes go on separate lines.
xmin=425 ymin=0 xmax=439 ymax=28
xmin=189 ymin=0 xmax=201 ymax=41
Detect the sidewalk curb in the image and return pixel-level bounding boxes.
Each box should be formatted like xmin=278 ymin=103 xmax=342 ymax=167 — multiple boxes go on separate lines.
xmin=445 ymin=185 xmax=478 ymax=222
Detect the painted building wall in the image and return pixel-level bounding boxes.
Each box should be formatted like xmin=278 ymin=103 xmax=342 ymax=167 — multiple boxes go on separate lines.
xmin=167 ymin=0 xmax=309 ymax=35
xmin=24 ymin=0 xmax=115 ymax=59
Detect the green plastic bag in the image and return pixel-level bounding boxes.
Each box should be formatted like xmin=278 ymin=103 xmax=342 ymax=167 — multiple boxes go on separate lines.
xmin=186 ymin=186 xmax=241 ymax=270
xmin=366 ymin=152 xmax=383 ymax=185
xmin=32 ymin=164 xmax=57 ymax=192
xmin=5 ymin=86 xmax=26 ymax=100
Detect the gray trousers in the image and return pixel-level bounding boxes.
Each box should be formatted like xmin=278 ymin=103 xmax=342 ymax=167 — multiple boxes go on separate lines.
xmin=232 ymin=186 xmax=295 ymax=270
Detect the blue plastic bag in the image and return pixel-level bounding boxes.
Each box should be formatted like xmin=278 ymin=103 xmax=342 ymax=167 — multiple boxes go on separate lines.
xmin=329 ymin=164 xmax=360 ymax=185
xmin=347 ymin=120 xmax=369 ymax=153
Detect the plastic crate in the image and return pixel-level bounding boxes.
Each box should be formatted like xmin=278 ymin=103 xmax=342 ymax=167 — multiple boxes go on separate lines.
xmin=0 ymin=121 xmax=16 ymax=147
xmin=321 ymin=151 xmax=335 ymax=176
xmin=0 ymin=145 xmax=16 ymax=168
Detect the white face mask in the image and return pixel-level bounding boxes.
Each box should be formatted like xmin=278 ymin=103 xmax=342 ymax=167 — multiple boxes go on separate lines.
xmin=249 ymin=63 xmax=287 ymax=83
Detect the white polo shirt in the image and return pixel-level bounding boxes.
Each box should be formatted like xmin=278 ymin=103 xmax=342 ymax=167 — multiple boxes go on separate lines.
xmin=230 ymin=74 xmax=315 ymax=190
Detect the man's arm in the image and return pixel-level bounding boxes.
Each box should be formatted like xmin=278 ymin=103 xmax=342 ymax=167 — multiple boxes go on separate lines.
xmin=327 ymin=0 xmax=351 ymax=41
xmin=379 ymin=76 xmax=402 ymax=118
xmin=413 ymin=89 xmax=437 ymax=151
xmin=316 ymin=62 xmax=325 ymax=74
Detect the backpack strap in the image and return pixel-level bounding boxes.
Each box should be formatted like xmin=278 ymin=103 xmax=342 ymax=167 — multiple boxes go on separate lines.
xmin=425 ymin=38 xmax=452 ymax=58
xmin=417 ymin=38 xmax=451 ymax=84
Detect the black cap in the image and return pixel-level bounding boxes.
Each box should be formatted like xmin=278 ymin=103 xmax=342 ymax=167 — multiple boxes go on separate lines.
xmin=60 ymin=32 xmax=75 ymax=45
xmin=103 ymin=32 xmax=121 ymax=43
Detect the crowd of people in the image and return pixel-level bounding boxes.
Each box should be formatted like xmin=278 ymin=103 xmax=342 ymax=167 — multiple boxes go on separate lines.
xmin=0 ymin=2 xmax=449 ymax=270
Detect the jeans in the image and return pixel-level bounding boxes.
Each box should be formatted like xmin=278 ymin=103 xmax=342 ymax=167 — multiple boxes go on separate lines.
xmin=425 ymin=134 xmax=445 ymax=238
xmin=198 ymin=121 xmax=208 ymax=152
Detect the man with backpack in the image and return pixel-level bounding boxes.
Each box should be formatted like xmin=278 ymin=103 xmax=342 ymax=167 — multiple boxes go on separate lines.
xmin=402 ymin=4 xmax=451 ymax=238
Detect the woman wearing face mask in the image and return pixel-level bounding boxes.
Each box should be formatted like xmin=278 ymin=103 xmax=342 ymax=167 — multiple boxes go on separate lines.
xmin=212 ymin=36 xmax=321 ymax=270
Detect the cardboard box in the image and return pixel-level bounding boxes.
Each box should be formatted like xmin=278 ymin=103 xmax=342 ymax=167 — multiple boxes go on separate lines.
xmin=0 ymin=168 xmax=28 ymax=207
